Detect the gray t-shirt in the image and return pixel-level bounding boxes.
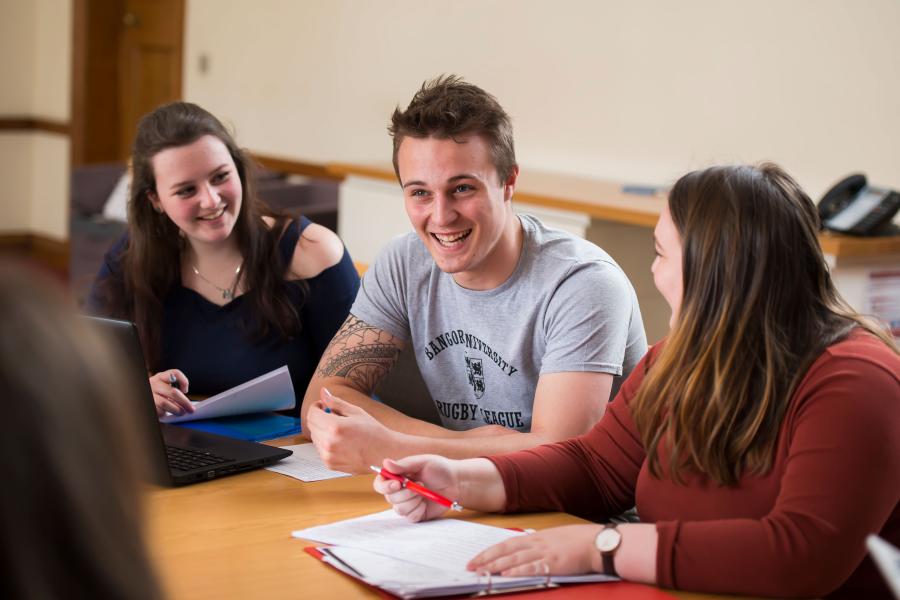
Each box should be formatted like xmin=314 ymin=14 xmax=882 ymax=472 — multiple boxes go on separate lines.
xmin=351 ymin=214 xmax=647 ymax=432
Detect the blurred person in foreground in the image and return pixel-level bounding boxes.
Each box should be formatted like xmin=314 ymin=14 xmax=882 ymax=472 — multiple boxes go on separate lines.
xmin=0 ymin=262 xmax=161 ymax=599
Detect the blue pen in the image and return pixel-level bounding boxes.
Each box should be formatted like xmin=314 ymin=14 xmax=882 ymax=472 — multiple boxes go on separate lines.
xmin=322 ymin=388 xmax=334 ymax=414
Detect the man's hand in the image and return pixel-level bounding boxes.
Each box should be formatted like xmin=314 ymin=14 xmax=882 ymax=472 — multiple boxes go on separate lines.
xmin=306 ymin=388 xmax=403 ymax=473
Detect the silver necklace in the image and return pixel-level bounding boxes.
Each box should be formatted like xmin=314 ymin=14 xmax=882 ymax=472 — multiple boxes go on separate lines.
xmin=191 ymin=262 xmax=242 ymax=301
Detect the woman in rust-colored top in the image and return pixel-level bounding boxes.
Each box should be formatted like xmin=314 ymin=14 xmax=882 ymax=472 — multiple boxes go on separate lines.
xmin=374 ymin=163 xmax=900 ymax=599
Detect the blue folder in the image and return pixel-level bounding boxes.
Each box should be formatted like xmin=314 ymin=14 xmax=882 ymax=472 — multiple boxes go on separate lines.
xmin=176 ymin=412 xmax=301 ymax=442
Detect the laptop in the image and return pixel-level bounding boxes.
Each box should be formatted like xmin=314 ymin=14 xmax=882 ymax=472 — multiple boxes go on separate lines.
xmin=86 ymin=316 xmax=292 ymax=486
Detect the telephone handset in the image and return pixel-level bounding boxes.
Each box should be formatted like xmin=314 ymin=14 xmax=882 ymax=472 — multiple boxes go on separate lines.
xmin=818 ymin=174 xmax=900 ymax=237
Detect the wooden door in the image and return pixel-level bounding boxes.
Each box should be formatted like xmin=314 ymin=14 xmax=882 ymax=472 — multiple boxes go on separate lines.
xmin=71 ymin=0 xmax=184 ymax=165
xmin=118 ymin=0 xmax=184 ymax=159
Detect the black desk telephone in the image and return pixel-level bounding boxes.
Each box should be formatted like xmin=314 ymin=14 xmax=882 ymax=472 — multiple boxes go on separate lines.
xmin=818 ymin=174 xmax=900 ymax=236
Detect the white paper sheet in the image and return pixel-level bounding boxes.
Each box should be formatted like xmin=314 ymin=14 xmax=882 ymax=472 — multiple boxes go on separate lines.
xmin=867 ymin=534 xmax=900 ymax=599
xmin=293 ymin=509 xmax=525 ymax=572
xmin=160 ymin=365 xmax=295 ymax=423
xmin=264 ymin=443 xmax=351 ymax=482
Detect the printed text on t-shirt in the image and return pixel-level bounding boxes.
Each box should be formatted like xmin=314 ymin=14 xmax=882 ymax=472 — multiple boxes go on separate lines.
xmin=433 ymin=400 xmax=525 ymax=428
xmin=422 ymin=329 xmax=519 ymax=377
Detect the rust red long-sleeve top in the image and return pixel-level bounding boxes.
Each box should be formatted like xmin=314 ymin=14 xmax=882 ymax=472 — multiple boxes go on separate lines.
xmin=487 ymin=332 xmax=900 ymax=598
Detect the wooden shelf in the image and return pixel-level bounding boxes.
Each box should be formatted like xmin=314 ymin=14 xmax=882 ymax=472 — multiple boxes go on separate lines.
xmin=321 ymin=161 xmax=900 ymax=260
xmin=818 ymin=231 xmax=900 ymax=258
xmin=513 ymin=170 xmax=665 ymax=228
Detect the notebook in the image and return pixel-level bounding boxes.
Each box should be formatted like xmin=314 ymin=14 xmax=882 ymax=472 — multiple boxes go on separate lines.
xmin=86 ymin=316 xmax=292 ymax=486
xmin=178 ymin=412 xmax=301 ymax=442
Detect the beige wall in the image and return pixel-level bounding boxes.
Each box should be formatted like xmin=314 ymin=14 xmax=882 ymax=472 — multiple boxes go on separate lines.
xmin=0 ymin=0 xmax=37 ymax=113
xmin=0 ymin=135 xmax=35 ymax=228
xmin=32 ymin=0 xmax=71 ymax=121
xmin=3 ymin=0 xmax=899 ymax=240
xmin=0 ymin=0 xmax=71 ymax=239
xmin=184 ymin=0 xmax=900 ymax=200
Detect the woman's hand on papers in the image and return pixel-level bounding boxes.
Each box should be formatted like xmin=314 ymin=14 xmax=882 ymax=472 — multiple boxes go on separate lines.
xmin=307 ymin=391 xmax=399 ymax=473
xmin=373 ymin=456 xmax=460 ymax=522
xmin=467 ymin=524 xmax=604 ymax=577
xmin=148 ymin=369 xmax=193 ymax=417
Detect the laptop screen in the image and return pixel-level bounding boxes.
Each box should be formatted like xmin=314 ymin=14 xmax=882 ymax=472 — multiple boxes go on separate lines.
xmin=84 ymin=316 xmax=172 ymax=486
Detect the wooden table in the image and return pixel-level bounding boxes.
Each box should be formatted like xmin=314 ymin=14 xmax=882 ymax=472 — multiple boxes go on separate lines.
xmin=147 ymin=439 xmax=775 ymax=600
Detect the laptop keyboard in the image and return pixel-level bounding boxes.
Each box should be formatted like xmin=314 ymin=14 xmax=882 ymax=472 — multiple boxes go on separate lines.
xmin=166 ymin=445 xmax=232 ymax=472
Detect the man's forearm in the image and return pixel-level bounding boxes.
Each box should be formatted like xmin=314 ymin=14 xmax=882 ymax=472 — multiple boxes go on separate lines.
xmin=391 ymin=428 xmax=557 ymax=460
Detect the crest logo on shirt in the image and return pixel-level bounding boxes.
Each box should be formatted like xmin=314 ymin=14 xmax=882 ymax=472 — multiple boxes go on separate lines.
xmin=465 ymin=356 xmax=485 ymax=399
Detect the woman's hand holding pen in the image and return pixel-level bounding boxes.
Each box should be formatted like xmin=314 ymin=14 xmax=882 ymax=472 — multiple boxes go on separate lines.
xmin=374 ymin=456 xmax=462 ymax=522
xmin=373 ymin=456 xmax=507 ymax=522
xmin=148 ymin=369 xmax=193 ymax=417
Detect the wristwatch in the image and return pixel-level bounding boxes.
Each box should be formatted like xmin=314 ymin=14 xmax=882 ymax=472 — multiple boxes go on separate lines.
xmin=594 ymin=524 xmax=622 ymax=576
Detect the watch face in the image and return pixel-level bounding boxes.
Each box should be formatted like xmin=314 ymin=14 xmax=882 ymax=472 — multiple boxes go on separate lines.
xmin=596 ymin=528 xmax=622 ymax=552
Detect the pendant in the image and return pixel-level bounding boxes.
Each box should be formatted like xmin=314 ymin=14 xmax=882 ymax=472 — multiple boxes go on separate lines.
xmin=222 ymin=289 xmax=233 ymax=301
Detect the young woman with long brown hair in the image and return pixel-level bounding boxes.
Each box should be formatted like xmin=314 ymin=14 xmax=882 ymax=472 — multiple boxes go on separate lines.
xmin=374 ymin=163 xmax=900 ymax=598
xmin=87 ymin=102 xmax=359 ymax=416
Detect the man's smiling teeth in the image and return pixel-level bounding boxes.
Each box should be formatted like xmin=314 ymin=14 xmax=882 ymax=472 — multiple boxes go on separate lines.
xmin=432 ymin=230 xmax=472 ymax=246
xmin=198 ymin=206 xmax=226 ymax=220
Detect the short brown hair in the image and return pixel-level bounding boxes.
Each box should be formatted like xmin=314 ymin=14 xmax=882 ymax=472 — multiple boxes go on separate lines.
xmin=389 ymin=75 xmax=516 ymax=183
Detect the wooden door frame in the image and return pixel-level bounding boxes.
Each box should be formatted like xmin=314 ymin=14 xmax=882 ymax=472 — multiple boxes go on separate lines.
xmin=71 ymin=0 xmax=118 ymax=166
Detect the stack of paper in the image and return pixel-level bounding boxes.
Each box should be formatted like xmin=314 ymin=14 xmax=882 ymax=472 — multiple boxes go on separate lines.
xmin=292 ymin=510 xmax=617 ymax=598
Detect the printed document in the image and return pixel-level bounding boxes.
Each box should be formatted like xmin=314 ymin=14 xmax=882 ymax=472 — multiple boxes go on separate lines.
xmin=293 ymin=509 xmax=523 ymax=571
xmin=160 ymin=365 xmax=294 ymax=423
xmin=294 ymin=510 xmax=616 ymax=599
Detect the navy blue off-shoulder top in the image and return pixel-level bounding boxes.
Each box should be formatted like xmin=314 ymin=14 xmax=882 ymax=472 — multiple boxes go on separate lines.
xmin=86 ymin=217 xmax=360 ymax=414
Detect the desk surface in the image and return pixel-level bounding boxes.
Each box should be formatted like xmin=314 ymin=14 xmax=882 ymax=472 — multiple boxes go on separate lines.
xmin=147 ymin=440 xmax=772 ymax=600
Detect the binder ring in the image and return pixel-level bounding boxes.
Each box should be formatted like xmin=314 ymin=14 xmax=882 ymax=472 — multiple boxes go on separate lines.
xmin=474 ymin=569 xmax=493 ymax=596
xmin=471 ymin=563 xmax=557 ymax=596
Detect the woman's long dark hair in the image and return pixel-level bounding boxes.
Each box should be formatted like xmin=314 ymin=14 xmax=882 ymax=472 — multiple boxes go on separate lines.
xmin=630 ymin=163 xmax=896 ymax=486
xmin=100 ymin=102 xmax=303 ymax=369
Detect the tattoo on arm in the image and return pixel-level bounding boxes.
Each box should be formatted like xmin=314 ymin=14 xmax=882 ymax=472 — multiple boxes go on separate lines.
xmin=316 ymin=315 xmax=402 ymax=393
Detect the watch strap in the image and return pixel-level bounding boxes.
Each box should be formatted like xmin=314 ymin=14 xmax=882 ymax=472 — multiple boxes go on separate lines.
xmin=602 ymin=552 xmax=617 ymax=577
xmin=599 ymin=524 xmax=620 ymax=577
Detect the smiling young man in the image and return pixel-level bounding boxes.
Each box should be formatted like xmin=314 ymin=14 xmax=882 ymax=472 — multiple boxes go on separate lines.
xmin=302 ymin=76 xmax=647 ymax=473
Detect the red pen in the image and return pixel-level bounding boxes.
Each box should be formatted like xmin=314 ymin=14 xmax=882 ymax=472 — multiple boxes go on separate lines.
xmin=371 ymin=465 xmax=463 ymax=512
